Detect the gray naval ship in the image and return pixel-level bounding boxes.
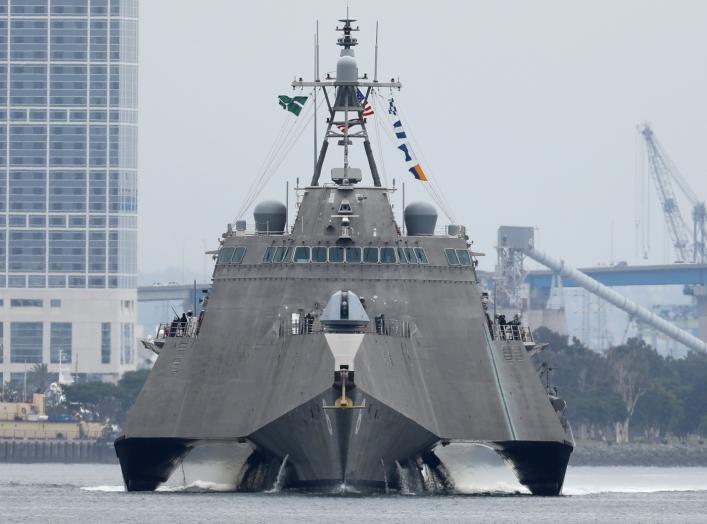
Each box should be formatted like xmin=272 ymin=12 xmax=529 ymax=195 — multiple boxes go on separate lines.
xmin=116 ymin=17 xmax=573 ymax=495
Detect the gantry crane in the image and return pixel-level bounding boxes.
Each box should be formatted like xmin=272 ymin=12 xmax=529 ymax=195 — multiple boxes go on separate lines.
xmin=639 ymin=124 xmax=706 ymax=263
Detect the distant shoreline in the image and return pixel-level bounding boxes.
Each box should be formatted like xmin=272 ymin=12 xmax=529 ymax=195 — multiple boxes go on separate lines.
xmin=570 ymin=441 xmax=707 ymax=467
xmin=1 ymin=439 xmax=706 ymax=467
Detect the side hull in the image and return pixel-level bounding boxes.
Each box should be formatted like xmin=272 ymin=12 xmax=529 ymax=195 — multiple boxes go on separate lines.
xmin=495 ymin=440 xmax=573 ymax=495
xmin=114 ymin=436 xmax=194 ymax=491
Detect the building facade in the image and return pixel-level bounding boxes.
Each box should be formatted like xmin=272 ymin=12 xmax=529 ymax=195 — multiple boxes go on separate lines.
xmin=0 ymin=0 xmax=138 ymax=386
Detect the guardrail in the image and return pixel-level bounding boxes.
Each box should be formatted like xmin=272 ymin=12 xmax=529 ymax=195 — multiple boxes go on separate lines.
xmin=226 ymin=224 xmax=466 ymax=238
xmin=156 ymin=317 xmax=198 ymax=339
xmin=493 ymin=324 xmax=534 ymax=343
xmin=284 ymin=318 xmax=412 ymax=338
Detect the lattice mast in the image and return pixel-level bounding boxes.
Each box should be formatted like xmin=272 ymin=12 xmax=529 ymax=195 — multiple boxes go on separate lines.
xmin=292 ymin=17 xmax=401 ymax=187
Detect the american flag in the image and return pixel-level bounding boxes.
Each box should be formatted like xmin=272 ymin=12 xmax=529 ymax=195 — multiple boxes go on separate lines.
xmin=356 ymin=88 xmax=374 ymax=116
xmin=337 ymin=119 xmax=362 ymax=133
xmin=337 ymin=89 xmax=373 ymax=132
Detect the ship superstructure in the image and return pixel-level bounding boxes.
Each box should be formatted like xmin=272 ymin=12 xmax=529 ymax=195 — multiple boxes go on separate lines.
xmin=115 ymin=17 xmax=573 ymax=495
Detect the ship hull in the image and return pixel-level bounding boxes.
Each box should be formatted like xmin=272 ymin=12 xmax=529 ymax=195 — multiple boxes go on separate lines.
xmin=116 ymin=186 xmax=573 ymax=495
xmin=248 ymin=388 xmax=439 ymax=490
xmin=115 ymin=384 xmax=572 ymax=495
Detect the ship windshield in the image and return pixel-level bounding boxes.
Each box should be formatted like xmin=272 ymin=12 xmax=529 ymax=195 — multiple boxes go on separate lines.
xmin=414 ymin=248 xmax=429 ymax=264
xmin=456 ymin=249 xmax=472 ymax=266
xmin=282 ymin=246 xmax=292 ymax=262
xmin=293 ymin=246 xmax=310 ymax=263
xmin=312 ymin=246 xmax=327 ymax=263
xmin=218 ymin=247 xmax=235 ymax=264
xmin=445 ymin=249 xmax=460 ymax=266
xmin=380 ymin=247 xmax=396 ymax=263
xmin=397 ymin=247 xmax=408 ymax=263
xmin=271 ymin=246 xmax=286 ymax=263
xmin=404 ymin=247 xmax=417 ymax=264
xmin=345 ymin=247 xmax=361 ymax=263
xmin=363 ymin=247 xmax=379 ymax=263
xmin=232 ymin=247 xmax=246 ymax=264
xmin=263 ymin=247 xmax=278 ymax=263
xmin=329 ymin=247 xmax=344 ymax=262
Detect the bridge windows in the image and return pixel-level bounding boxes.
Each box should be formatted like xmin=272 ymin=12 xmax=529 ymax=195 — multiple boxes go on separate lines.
xmin=345 ymin=247 xmax=361 ymax=263
xmin=262 ymin=246 xmax=289 ymax=263
xmin=444 ymin=248 xmax=472 ymax=267
xmin=363 ymin=247 xmax=379 ymax=263
xmin=218 ymin=247 xmax=234 ymax=264
xmin=456 ymin=249 xmax=472 ymax=266
xmin=272 ymin=246 xmax=289 ymax=263
xmin=380 ymin=247 xmax=397 ymax=263
xmin=414 ymin=247 xmax=429 ymax=264
xmin=217 ymin=246 xmax=246 ymax=265
xmin=329 ymin=246 xmax=344 ymax=262
xmin=232 ymin=247 xmax=246 ymax=264
xmin=445 ymin=248 xmax=460 ymax=266
xmin=312 ymin=246 xmax=327 ymax=263
xmin=293 ymin=246 xmax=311 ymax=263
xmin=263 ymin=246 xmax=276 ymax=263
xmin=252 ymin=245 xmax=439 ymax=266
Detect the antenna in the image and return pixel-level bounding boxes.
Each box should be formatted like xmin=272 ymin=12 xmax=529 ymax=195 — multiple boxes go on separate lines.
xmin=313 ymin=23 xmax=319 ymax=172
xmin=374 ymin=21 xmax=379 ymax=82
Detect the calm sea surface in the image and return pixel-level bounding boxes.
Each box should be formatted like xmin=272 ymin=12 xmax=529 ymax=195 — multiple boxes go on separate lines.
xmin=0 ymin=463 xmax=705 ymax=523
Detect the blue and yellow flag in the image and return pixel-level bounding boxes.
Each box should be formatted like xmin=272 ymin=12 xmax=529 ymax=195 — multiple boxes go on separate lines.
xmin=389 ymin=107 xmax=427 ymax=182
xmin=409 ymin=164 xmax=428 ymax=181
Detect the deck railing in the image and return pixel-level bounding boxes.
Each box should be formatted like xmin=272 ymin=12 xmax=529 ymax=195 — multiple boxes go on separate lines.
xmin=156 ymin=317 xmax=198 ymax=339
xmin=492 ymin=323 xmax=534 ymax=343
xmin=285 ymin=318 xmax=412 ymax=338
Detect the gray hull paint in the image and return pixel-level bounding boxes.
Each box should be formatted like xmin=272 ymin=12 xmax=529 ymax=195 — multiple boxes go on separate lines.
xmin=117 ymin=186 xmax=572 ymax=493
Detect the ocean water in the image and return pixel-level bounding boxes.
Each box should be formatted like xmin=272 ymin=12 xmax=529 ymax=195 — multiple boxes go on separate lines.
xmin=0 ymin=463 xmax=705 ymax=523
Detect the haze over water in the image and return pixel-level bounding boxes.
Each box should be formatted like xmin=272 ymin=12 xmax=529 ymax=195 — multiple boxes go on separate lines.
xmin=1 ymin=464 xmax=705 ymax=523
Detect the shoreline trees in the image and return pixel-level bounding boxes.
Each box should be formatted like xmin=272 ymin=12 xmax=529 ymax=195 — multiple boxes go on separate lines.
xmin=534 ymin=327 xmax=707 ymax=443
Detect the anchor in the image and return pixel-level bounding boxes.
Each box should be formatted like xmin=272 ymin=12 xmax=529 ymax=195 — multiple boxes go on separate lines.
xmin=323 ymin=368 xmax=365 ymax=409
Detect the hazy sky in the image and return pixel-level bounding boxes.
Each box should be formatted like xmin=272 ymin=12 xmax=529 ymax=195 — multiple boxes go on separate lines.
xmin=138 ymin=0 xmax=707 ymax=281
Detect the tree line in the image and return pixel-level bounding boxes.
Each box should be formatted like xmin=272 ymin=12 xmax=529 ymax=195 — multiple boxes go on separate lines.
xmin=1 ymin=367 xmax=149 ymax=427
xmin=534 ymin=327 xmax=707 ymax=443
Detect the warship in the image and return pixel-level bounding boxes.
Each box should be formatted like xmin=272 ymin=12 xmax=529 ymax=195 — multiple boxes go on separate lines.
xmin=115 ymin=17 xmax=573 ymax=495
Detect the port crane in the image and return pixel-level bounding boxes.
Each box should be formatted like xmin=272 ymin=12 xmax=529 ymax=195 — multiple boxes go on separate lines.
xmin=639 ymin=124 xmax=706 ymax=263
xmin=496 ymin=226 xmax=707 ymax=353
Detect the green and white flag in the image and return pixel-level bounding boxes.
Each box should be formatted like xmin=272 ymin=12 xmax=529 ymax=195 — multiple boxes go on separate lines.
xmin=278 ymin=95 xmax=308 ymax=116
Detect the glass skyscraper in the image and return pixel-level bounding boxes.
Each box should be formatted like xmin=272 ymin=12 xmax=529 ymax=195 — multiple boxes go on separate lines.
xmin=0 ymin=0 xmax=138 ymax=385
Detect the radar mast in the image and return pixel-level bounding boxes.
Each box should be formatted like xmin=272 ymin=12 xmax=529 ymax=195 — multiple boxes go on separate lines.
xmin=292 ymin=16 xmax=401 ymax=187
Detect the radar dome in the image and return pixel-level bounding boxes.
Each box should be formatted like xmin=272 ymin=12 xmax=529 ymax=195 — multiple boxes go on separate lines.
xmin=336 ymin=55 xmax=358 ymax=82
xmin=404 ymin=202 xmax=438 ymax=236
xmin=253 ymin=200 xmax=286 ymax=234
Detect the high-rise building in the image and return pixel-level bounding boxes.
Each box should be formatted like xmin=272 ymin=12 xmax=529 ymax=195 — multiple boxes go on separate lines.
xmin=0 ymin=0 xmax=138 ymax=386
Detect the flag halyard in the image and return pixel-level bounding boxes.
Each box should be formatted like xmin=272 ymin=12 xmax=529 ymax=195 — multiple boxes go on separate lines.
xmin=388 ymin=99 xmax=427 ymax=182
